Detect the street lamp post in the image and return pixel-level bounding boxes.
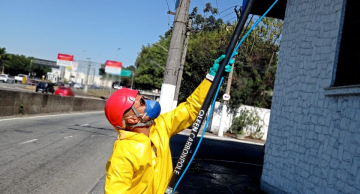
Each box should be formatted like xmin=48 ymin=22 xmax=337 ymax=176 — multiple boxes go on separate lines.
xmin=75 ymin=50 xmax=86 ymax=82
xmin=84 ymin=58 xmax=91 ymax=92
xmin=82 ymin=50 xmax=86 ymax=61
xmin=115 ymin=48 xmax=120 ymax=61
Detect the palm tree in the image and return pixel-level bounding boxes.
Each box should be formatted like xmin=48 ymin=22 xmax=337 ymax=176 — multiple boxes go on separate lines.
xmin=0 ymin=47 xmax=11 ymax=74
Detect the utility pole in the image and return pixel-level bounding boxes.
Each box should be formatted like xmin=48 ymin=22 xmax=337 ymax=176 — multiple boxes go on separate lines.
xmin=92 ymin=69 xmax=95 ymax=84
xmin=130 ymin=71 xmax=134 ymax=89
xmin=218 ymin=9 xmax=243 ymax=137
xmin=76 ymin=49 xmax=86 ymax=82
xmin=218 ymin=58 xmax=235 ymax=137
xmin=159 ymin=0 xmax=191 ymax=114
xmin=172 ymin=16 xmax=192 ymax=109
xmin=85 ymin=58 xmax=91 ymax=92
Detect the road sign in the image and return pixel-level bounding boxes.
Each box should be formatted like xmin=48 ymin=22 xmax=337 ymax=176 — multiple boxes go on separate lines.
xmin=121 ymin=70 xmax=132 ymax=77
xmin=223 ymin=93 xmax=230 ymax=101
xmin=57 ymin=53 xmax=74 ymax=67
xmin=105 ymin=60 xmax=122 ymax=75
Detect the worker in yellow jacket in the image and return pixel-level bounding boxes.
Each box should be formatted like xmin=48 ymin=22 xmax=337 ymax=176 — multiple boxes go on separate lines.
xmin=104 ymin=54 xmax=236 ymax=194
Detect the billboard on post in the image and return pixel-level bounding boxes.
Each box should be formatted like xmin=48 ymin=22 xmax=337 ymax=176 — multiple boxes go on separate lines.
xmin=31 ymin=59 xmax=60 ymax=69
xmin=57 ymin=53 xmax=74 ymax=67
xmin=105 ymin=60 xmax=122 ymax=75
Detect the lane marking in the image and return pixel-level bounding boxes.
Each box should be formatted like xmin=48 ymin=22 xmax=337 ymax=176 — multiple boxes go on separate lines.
xmin=64 ymin=136 xmax=73 ymax=139
xmin=91 ymin=135 xmax=104 ymax=137
xmin=80 ymin=124 xmax=89 ymax=126
xmin=0 ymin=111 xmax=103 ymax=122
xmin=3 ymin=86 xmax=29 ymax=91
xmin=19 ymin=139 xmax=38 ymax=145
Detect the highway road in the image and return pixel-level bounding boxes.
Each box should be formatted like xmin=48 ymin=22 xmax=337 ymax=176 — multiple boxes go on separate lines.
xmin=0 ymin=112 xmax=264 ymax=194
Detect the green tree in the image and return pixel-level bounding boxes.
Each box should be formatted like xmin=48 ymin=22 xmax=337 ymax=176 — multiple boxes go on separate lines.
xmin=133 ymin=35 xmax=170 ymax=90
xmin=191 ymin=3 xmax=223 ymax=32
xmin=6 ymin=54 xmax=50 ymax=77
xmin=133 ymin=2 xmax=283 ymax=109
xmin=0 ymin=47 xmax=12 ymax=74
xmin=229 ymin=17 xmax=283 ymax=109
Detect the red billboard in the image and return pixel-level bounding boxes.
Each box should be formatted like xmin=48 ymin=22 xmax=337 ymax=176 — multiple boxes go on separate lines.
xmin=57 ymin=53 xmax=74 ymax=61
xmin=105 ymin=60 xmax=122 ymax=68
xmin=105 ymin=60 xmax=122 ymax=75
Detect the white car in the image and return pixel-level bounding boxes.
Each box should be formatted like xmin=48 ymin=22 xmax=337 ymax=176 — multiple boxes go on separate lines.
xmin=73 ymin=83 xmax=84 ymax=89
xmin=0 ymin=74 xmax=15 ymax=83
xmin=14 ymin=74 xmax=28 ymax=83
xmin=113 ymin=84 xmax=123 ymax=90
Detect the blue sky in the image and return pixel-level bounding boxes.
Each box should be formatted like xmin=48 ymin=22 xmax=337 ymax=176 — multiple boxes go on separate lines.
xmin=0 ymin=0 xmax=244 ymax=68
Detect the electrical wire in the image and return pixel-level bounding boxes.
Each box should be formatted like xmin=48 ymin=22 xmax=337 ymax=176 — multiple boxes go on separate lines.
xmin=171 ymin=0 xmax=279 ymax=193
xmin=165 ymin=0 xmax=172 ymax=29
xmin=219 ymin=11 xmax=234 ymax=20
xmin=165 ymin=0 xmax=171 ymax=11
xmin=215 ymin=0 xmax=220 ymax=18
xmin=215 ymin=5 xmax=240 ymax=16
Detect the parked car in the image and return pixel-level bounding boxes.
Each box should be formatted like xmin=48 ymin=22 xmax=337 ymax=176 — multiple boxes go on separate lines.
xmin=0 ymin=74 xmax=15 ymax=83
xmin=26 ymin=79 xmax=38 ymax=86
xmin=113 ymin=85 xmax=123 ymax=89
xmin=68 ymin=81 xmax=76 ymax=87
xmin=14 ymin=74 xmax=28 ymax=83
xmin=55 ymin=86 xmax=75 ymax=97
xmin=91 ymin=83 xmax=100 ymax=89
xmin=73 ymin=83 xmax=84 ymax=89
xmin=35 ymin=81 xmax=55 ymax=94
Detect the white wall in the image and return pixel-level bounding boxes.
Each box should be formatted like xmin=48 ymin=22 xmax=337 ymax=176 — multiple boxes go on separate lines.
xmin=206 ymin=102 xmax=271 ymax=140
xmin=261 ymin=0 xmax=360 ymax=194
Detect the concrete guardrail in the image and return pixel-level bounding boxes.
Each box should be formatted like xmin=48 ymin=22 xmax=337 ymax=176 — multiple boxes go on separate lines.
xmin=0 ymin=90 xmax=106 ymax=117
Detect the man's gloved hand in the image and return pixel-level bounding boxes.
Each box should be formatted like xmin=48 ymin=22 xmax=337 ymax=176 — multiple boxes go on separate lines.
xmin=209 ymin=52 xmax=238 ymax=76
xmin=206 ymin=52 xmax=238 ymax=81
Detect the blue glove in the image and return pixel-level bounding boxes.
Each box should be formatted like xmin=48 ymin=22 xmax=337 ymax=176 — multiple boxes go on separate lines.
xmin=209 ymin=52 xmax=238 ymax=76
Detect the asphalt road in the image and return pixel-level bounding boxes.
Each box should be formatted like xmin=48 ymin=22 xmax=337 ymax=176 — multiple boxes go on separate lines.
xmin=0 ymin=81 xmax=31 ymax=92
xmin=0 ymin=112 xmax=264 ymax=194
xmin=0 ymin=112 xmax=115 ymax=194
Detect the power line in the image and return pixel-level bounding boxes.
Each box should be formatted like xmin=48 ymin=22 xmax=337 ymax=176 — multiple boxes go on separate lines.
xmin=215 ymin=0 xmax=220 ymax=18
xmin=219 ymin=11 xmax=234 ymax=20
xmin=216 ymin=5 xmax=240 ymax=15
xmin=165 ymin=0 xmax=171 ymax=11
xmin=118 ymin=51 xmax=134 ymax=65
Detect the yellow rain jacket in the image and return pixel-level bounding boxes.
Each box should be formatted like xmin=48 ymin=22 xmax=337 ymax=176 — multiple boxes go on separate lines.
xmin=105 ymin=79 xmax=211 ymax=194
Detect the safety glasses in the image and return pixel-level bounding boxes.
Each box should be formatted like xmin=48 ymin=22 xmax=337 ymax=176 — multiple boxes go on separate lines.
xmin=140 ymin=95 xmax=150 ymax=106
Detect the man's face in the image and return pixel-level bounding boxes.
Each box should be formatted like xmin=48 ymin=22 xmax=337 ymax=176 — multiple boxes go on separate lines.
xmin=124 ymin=95 xmax=149 ymax=124
xmin=133 ymin=95 xmax=146 ymax=114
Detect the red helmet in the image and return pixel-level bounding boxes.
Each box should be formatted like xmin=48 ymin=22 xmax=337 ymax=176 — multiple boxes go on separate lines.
xmin=104 ymin=88 xmax=138 ymax=129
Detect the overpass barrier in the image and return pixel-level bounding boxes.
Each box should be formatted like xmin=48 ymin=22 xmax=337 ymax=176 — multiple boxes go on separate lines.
xmin=0 ymin=90 xmax=106 ymax=117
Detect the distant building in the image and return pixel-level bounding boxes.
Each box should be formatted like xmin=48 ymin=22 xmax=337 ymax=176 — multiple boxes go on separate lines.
xmin=49 ymin=67 xmax=103 ymax=85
